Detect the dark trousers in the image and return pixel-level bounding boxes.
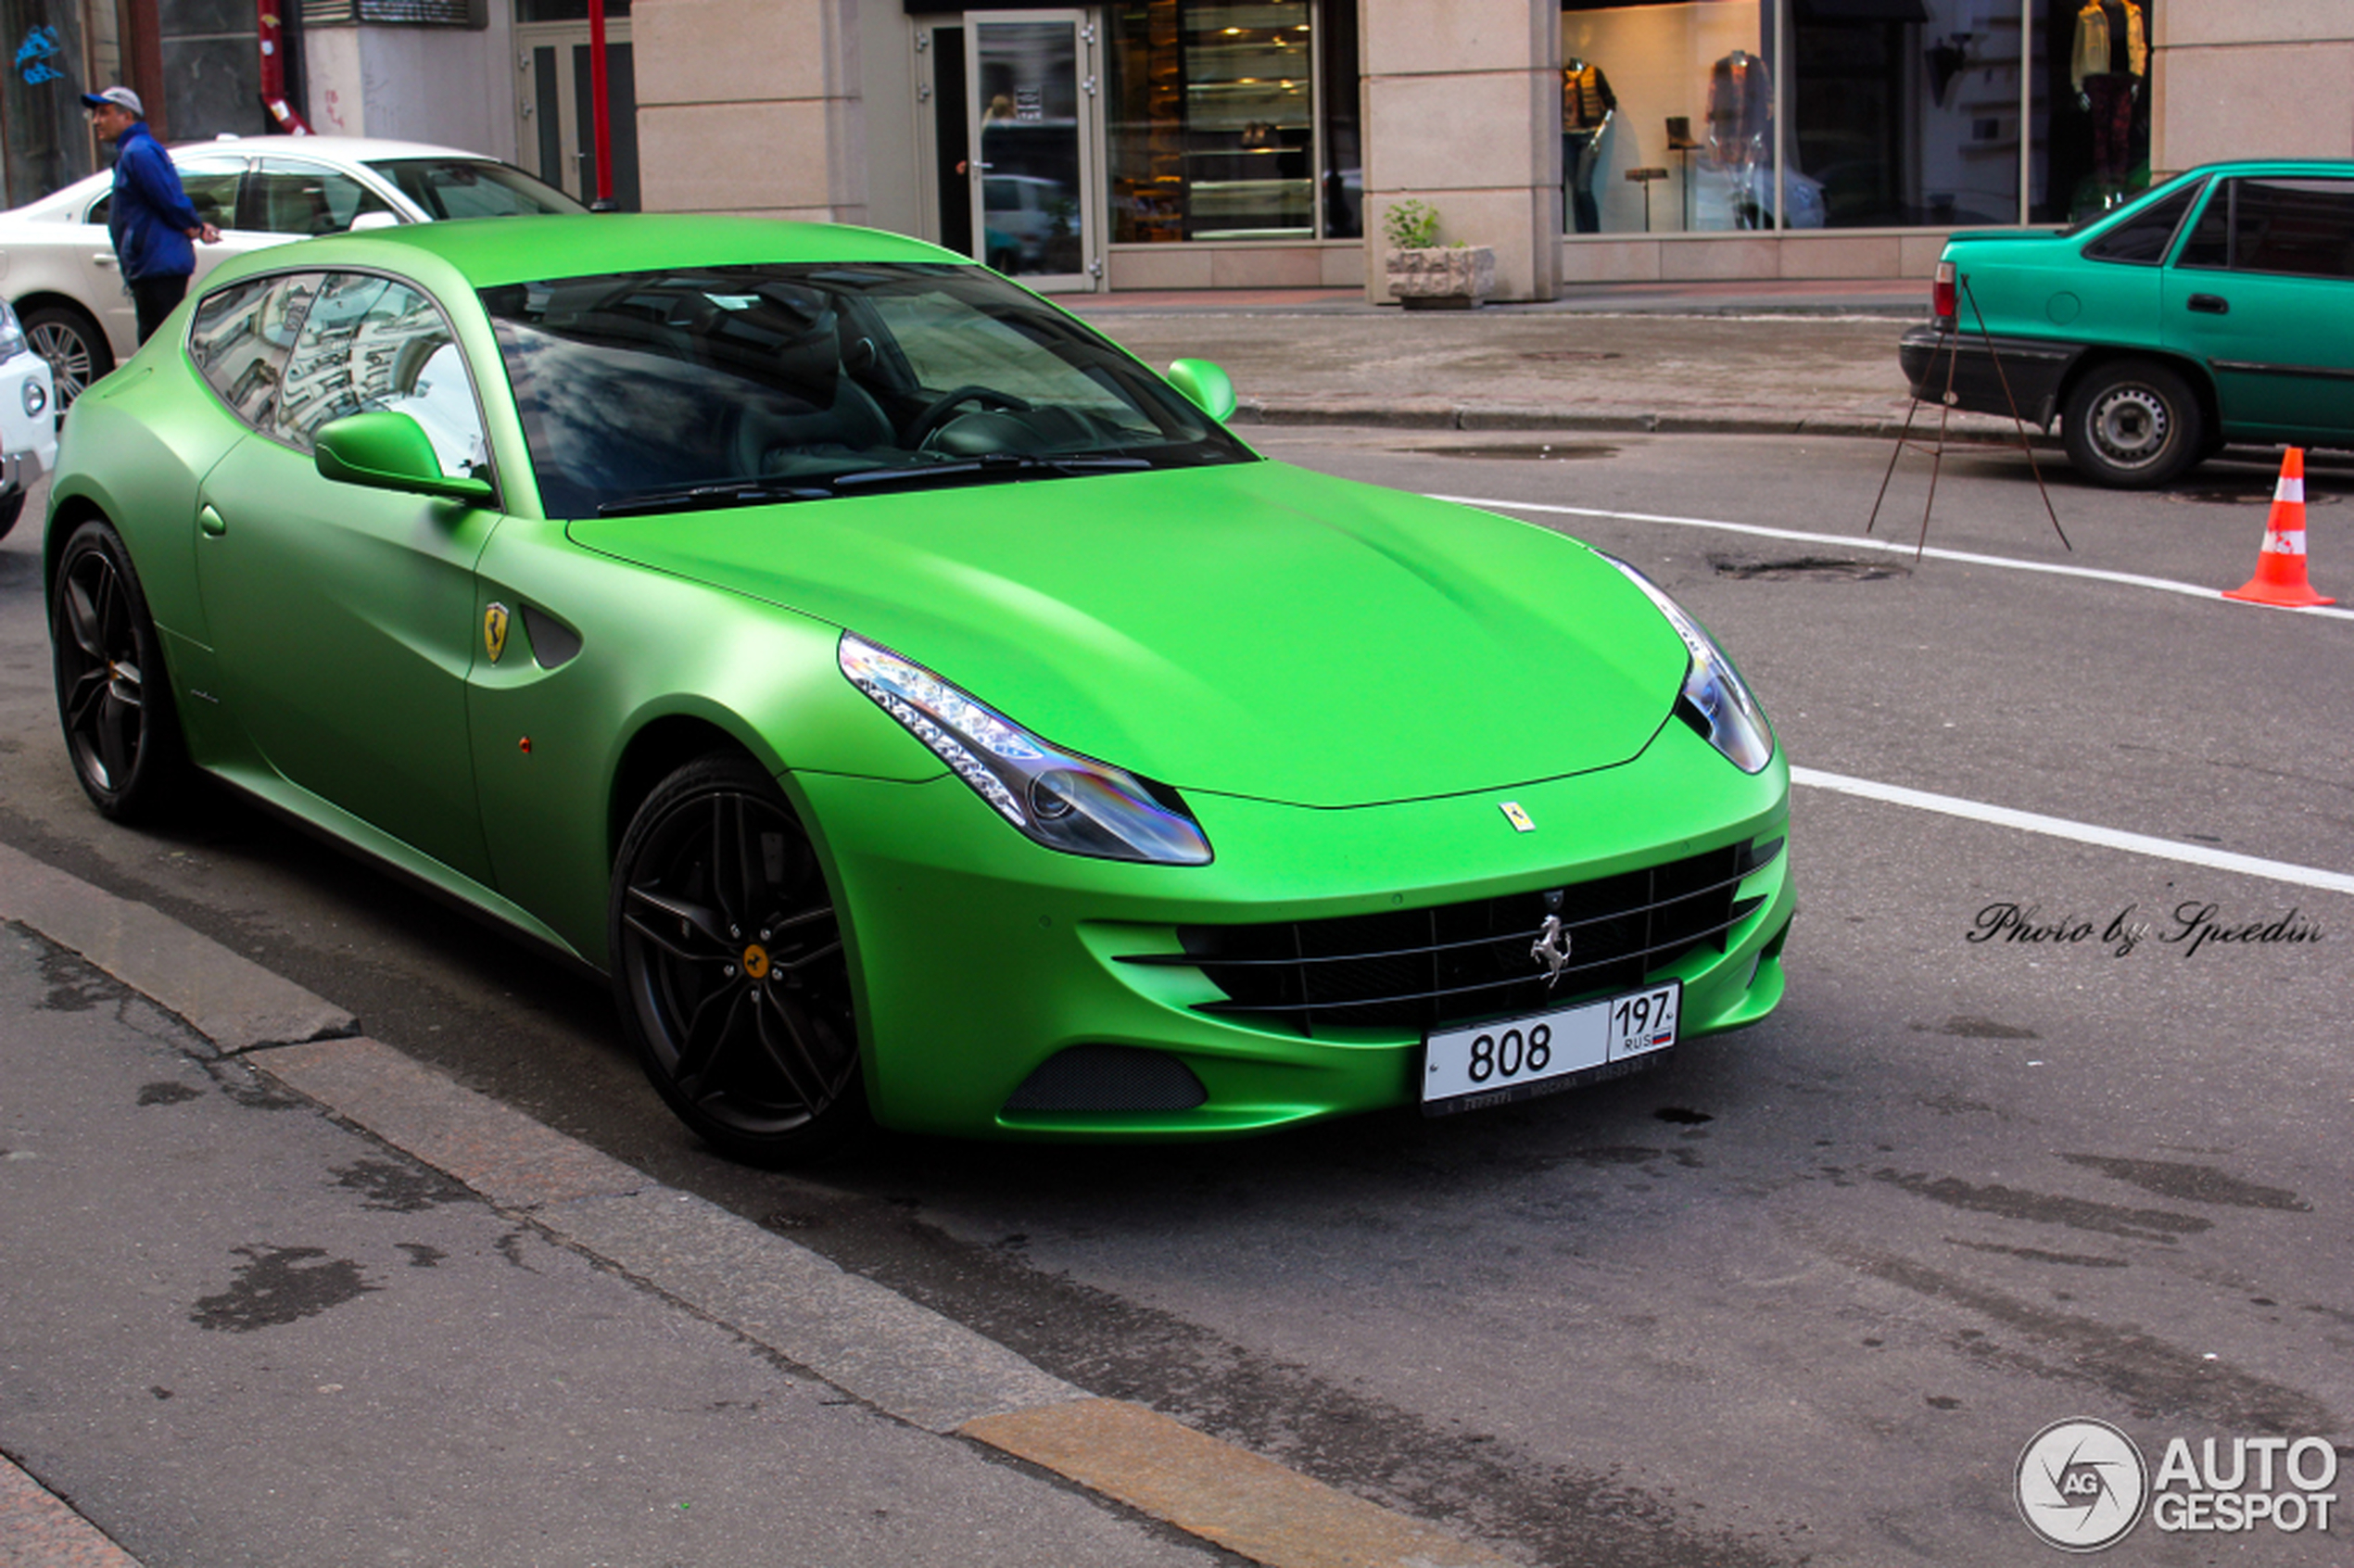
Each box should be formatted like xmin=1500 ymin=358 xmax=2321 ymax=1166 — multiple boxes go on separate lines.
xmin=1563 ymin=131 xmax=1601 ymax=234
xmin=131 ymin=272 xmax=190 ymax=345
xmin=2083 ymin=73 xmax=2136 ymax=190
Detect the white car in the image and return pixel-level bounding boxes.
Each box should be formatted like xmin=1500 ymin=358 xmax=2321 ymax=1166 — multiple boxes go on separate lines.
xmin=0 ymin=298 xmax=57 ymax=539
xmin=0 ymin=135 xmax=583 ymax=409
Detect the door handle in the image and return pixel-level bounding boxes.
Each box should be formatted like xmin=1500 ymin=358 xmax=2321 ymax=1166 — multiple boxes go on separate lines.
xmin=2188 ymin=293 xmax=2229 ymax=315
xmin=93 ymin=253 xmax=117 ymax=268
xmin=199 ymin=504 xmax=226 ymax=537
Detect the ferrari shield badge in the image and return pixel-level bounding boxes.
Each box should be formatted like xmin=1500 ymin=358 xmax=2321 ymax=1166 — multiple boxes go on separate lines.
xmin=1500 ymin=801 xmax=1535 ymax=833
xmin=483 ymin=602 xmax=511 ymax=664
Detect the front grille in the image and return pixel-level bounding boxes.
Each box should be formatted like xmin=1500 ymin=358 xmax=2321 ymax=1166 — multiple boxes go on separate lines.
xmin=1121 ymin=838 xmax=1778 ymax=1038
xmin=1004 ymin=1045 xmax=1209 ymax=1112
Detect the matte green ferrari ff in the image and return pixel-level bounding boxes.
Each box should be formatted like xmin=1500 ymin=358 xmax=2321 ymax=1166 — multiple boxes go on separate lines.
xmin=45 ymin=215 xmax=1792 ymax=1163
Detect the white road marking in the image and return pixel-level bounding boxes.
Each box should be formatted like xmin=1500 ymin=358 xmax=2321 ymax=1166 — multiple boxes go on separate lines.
xmin=1791 ymin=766 xmax=2354 ymax=897
xmin=1427 ymin=493 xmax=2354 ymax=621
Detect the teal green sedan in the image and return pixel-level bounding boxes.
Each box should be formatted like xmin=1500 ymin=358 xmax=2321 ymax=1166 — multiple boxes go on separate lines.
xmin=45 ymin=216 xmax=1792 ymax=1164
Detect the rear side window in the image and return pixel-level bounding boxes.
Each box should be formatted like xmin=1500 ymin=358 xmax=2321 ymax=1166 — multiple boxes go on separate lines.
xmin=187 ymin=272 xmax=325 ymax=429
xmin=2176 ymin=177 xmax=2354 ymax=280
xmin=88 ymin=160 xmax=243 ymax=230
xmin=2082 ymin=179 xmax=2205 ymax=265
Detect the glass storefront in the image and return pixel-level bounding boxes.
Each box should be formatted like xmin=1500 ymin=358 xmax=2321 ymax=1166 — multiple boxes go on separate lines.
xmin=1106 ymin=0 xmax=1361 ymax=245
xmin=1560 ymin=0 xmax=2151 ymax=235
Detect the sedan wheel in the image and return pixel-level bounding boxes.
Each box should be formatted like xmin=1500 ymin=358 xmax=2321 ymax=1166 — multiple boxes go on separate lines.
xmin=22 ymin=305 xmax=113 ymax=412
xmin=2061 ymin=359 xmax=2204 ymax=489
xmin=51 ymin=520 xmax=187 ymax=821
xmin=611 ymin=755 xmax=868 ymax=1164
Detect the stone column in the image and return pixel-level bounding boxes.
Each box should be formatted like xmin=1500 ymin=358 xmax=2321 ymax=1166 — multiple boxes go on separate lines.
xmin=2150 ymin=1 xmax=2354 ymax=173
xmin=1361 ymin=0 xmax=1560 ymax=303
xmin=634 ymin=0 xmax=867 ymax=221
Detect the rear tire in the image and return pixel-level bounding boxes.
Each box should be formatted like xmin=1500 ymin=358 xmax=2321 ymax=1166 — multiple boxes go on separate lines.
xmin=0 ymin=487 xmax=24 ymax=542
xmin=50 ymin=519 xmax=189 ymax=822
xmin=2061 ymin=359 xmax=2204 ymax=489
xmin=20 ymin=303 xmax=113 ymax=412
xmin=609 ymin=754 xmax=870 ymax=1166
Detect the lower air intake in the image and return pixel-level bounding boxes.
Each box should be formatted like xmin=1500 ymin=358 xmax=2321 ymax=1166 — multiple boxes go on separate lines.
xmin=1004 ymin=1045 xmax=1209 ymax=1113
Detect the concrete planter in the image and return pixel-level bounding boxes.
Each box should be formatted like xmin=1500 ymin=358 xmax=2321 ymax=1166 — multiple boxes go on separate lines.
xmin=1385 ymin=245 xmax=1496 ymax=310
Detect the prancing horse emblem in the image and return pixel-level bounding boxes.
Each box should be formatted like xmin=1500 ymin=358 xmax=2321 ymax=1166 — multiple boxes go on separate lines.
xmin=1530 ymin=914 xmax=1573 ymax=990
xmin=483 ymin=602 xmax=510 ymax=664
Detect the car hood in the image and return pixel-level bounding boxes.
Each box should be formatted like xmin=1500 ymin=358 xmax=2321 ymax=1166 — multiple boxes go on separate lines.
xmin=566 ymin=462 xmax=1689 ymax=807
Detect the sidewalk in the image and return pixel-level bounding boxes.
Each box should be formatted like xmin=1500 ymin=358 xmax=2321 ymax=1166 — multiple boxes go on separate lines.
xmin=1063 ymin=277 xmax=2044 ymax=443
xmin=0 ymin=841 xmax=1513 ymax=1568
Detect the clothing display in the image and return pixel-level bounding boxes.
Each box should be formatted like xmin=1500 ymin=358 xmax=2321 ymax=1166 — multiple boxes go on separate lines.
xmin=1706 ymin=50 xmax=1772 ymax=229
xmin=2069 ymin=0 xmax=2147 ymax=95
xmin=1562 ymin=59 xmax=1616 ymax=234
xmin=2072 ymin=1 xmax=2147 ymax=194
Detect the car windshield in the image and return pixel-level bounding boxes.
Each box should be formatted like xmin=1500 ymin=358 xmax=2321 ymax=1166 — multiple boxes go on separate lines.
xmin=365 ymin=158 xmax=587 ymax=220
xmin=480 ymin=261 xmax=1255 ymax=518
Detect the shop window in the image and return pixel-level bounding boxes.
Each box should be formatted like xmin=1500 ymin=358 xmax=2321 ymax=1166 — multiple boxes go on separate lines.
xmin=2029 ymin=0 xmax=2151 ymax=222
xmin=1107 ymin=0 xmax=1359 ymax=244
xmin=1562 ymin=1 xmax=1777 ymax=234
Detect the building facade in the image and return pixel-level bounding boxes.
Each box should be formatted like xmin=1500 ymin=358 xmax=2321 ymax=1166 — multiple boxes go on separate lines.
xmin=8 ymin=1 xmax=2353 ymax=299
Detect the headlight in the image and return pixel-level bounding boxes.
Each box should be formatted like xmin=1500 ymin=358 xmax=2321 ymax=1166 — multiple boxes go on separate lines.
xmin=839 ymin=633 xmax=1213 ymax=866
xmin=0 ymin=303 xmax=23 ymax=363
xmin=1601 ymin=555 xmax=1776 ymax=774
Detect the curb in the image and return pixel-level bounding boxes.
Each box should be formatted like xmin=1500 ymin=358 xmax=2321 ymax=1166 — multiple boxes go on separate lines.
xmin=1227 ymin=397 xmax=2062 ymax=447
xmin=0 ymin=841 xmax=1519 ymax=1568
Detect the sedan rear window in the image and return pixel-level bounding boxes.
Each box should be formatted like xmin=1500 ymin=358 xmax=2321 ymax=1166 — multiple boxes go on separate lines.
xmin=365 ymin=158 xmax=587 ymax=220
xmin=2176 ymin=177 xmax=2354 ymax=280
xmin=2082 ymin=178 xmax=2205 ymax=265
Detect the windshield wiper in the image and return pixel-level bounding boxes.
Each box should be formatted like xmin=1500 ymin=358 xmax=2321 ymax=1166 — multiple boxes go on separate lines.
xmin=825 ymin=452 xmax=1151 ymax=496
xmin=597 ymin=479 xmax=835 ymax=517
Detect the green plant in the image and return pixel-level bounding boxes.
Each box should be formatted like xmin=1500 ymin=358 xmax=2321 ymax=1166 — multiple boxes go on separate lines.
xmin=1382 ymin=198 xmax=1443 ymax=250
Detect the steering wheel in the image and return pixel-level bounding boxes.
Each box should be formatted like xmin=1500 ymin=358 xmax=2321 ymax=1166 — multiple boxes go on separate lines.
xmin=906 ymin=385 xmax=1033 ymax=449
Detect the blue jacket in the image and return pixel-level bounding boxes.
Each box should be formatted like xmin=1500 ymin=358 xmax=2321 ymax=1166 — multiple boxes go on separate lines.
xmin=107 ymin=121 xmax=202 ymax=282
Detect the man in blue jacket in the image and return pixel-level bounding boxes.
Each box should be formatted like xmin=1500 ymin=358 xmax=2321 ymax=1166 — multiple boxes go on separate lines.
xmin=82 ymin=87 xmax=221 ymax=343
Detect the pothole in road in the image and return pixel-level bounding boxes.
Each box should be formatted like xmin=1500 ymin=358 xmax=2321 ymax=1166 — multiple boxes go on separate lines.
xmin=1394 ymin=442 xmax=1620 ymax=461
xmin=1709 ymin=552 xmax=1910 ymax=581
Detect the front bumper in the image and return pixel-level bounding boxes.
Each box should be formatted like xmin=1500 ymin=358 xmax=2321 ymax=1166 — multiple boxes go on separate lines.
xmin=791 ymin=717 xmax=1793 ymax=1140
xmin=1898 ymin=322 xmax=2081 ymax=428
xmin=0 ymin=349 xmax=59 ymax=497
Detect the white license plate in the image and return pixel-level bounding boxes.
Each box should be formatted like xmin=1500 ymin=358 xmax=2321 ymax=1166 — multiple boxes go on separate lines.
xmin=1422 ymin=980 xmax=1680 ymax=1114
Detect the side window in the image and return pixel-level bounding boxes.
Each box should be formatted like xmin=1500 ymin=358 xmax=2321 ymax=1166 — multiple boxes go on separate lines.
xmin=2178 ymin=178 xmax=2354 ymax=280
xmin=86 ymin=160 xmax=244 ymax=229
xmin=187 ymin=272 xmax=325 ymax=429
xmin=272 ymin=272 xmax=488 ymax=480
xmin=2082 ymin=180 xmax=2203 ymax=266
xmin=247 ymin=160 xmax=397 ymax=237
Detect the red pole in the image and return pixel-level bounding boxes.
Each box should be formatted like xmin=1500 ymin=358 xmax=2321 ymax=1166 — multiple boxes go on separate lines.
xmin=587 ymin=0 xmax=613 ymax=204
xmin=257 ymin=3 xmax=313 ymax=133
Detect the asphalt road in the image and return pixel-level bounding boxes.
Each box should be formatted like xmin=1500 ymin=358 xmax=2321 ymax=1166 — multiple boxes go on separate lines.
xmin=3 ymin=432 xmax=2348 ymax=1568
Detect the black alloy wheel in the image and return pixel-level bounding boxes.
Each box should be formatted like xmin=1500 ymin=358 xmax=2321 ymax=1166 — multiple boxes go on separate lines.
xmin=610 ymin=754 xmax=868 ymax=1165
xmin=51 ymin=519 xmax=186 ymax=821
xmin=2061 ymin=358 xmax=2205 ymax=489
xmin=21 ymin=304 xmax=113 ymax=413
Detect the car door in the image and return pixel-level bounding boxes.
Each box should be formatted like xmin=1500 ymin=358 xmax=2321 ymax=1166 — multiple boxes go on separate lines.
xmin=194 ymin=268 xmax=502 ymax=884
xmin=2164 ymin=174 xmax=2354 ymax=441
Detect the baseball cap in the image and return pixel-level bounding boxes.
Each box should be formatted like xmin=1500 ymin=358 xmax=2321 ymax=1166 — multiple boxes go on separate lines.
xmin=80 ymin=86 xmax=143 ymax=116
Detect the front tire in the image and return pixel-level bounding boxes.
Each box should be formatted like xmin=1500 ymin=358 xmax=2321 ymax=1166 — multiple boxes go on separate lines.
xmin=51 ymin=519 xmax=188 ymax=822
xmin=610 ymin=754 xmax=869 ymax=1165
xmin=0 ymin=487 xmax=24 ymax=542
xmin=2062 ymin=359 xmax=2205 ymax=489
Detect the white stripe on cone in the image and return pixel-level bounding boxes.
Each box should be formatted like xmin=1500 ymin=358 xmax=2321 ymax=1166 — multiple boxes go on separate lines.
xmin=2263 ymin=529 xmax=2309 ymax=555
xmin=2276 ymin=477 xmax=2305 ymax=503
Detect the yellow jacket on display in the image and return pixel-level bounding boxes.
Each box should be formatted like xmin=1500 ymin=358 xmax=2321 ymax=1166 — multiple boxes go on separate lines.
xmin=2072 ymin=0 xmax=2148 ymax=92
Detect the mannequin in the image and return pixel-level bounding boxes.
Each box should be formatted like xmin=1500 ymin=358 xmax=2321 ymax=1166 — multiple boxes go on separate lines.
xmin=1562 ymin=57 xmax=1615 ymax=234
xmin=1707 ymin=49 xmax=1771 ymax=228
xmin=2071 ymin=0 xmax=2147 ymax=196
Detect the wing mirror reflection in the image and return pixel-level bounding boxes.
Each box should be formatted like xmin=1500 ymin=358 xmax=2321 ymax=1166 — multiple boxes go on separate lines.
xmin=1164 ymin=359 xmax=1236 ymax=423
xmin=315 ymin=411 xmax=493 ymax=505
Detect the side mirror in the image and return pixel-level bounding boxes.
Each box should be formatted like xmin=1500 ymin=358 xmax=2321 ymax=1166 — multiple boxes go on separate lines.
xmin=1164 ymin=358 xmax=1236 ymax=423
xmin=349 ymin=210 xmax=401 ymax=233
xmin=315 ymin=411 xmax=492 ymax=505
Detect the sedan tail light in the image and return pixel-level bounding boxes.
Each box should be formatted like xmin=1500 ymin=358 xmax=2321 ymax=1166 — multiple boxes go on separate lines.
xmin=1930 ymin=259 xmax=1957 ymax=327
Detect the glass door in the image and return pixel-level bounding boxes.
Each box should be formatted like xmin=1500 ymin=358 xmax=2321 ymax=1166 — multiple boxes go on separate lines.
xmin=514 ymin=20 xmax=641 ymax=211
xmin=967 ymin=11 xmax=1101 ymax=292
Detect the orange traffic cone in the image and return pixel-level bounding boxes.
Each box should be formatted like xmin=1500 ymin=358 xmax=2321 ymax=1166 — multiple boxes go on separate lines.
xmin=2224 ymin=448 xmax=2335 ymax=608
